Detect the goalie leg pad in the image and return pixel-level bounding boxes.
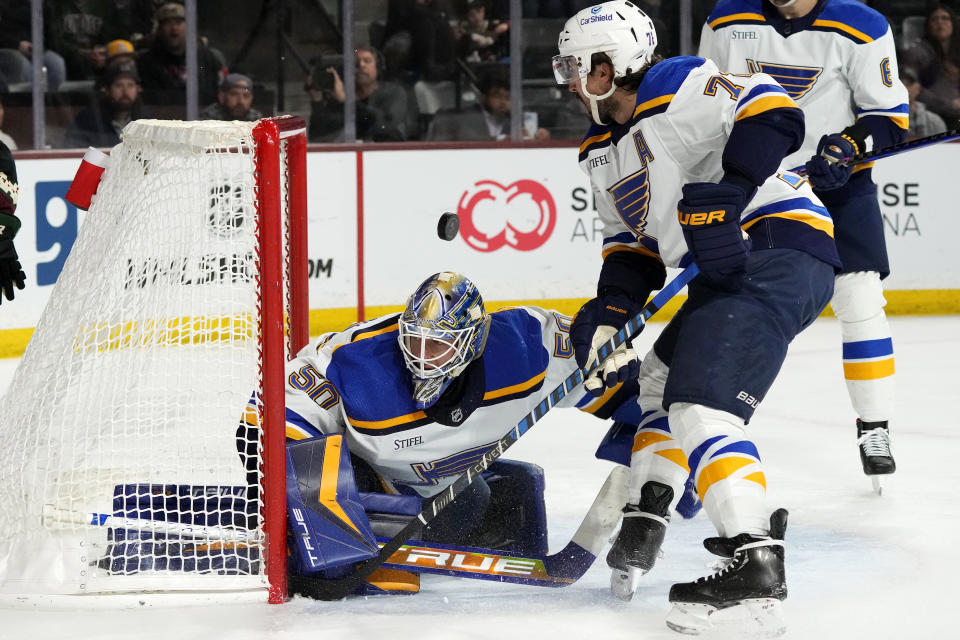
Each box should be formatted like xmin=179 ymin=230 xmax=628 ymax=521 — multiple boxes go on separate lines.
xmin=286 ymin=435 xmax=379 ymax=577
xmin=465 ymin=460 xmax=548 ymax=555
xmin=420 ymin=474 xmax=492 ymax=544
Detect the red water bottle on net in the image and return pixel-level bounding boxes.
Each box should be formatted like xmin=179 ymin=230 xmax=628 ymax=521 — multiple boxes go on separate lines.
xmin=65 ymin=147 xmax=111 ymax=210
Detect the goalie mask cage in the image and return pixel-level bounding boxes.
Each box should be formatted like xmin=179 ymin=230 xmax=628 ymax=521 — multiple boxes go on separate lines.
xmin=0 ymin=117 xmax=308 ymax=604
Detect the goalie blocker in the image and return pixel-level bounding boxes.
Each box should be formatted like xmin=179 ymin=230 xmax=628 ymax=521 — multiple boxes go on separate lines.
xmin=286 ymin=435 xmax=551 ymax=596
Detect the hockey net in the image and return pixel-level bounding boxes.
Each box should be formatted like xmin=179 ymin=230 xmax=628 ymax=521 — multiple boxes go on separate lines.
xmin=0 ymin=117 xmax=308 ymax=603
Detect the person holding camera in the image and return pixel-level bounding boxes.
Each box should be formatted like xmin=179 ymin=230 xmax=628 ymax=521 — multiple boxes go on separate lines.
xmin=307 ymin=46 xmax=414 ymax=142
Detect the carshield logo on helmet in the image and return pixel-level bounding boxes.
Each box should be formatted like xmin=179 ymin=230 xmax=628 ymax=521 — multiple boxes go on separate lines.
xmin=581 ymin=13 xmax=613 ymax=25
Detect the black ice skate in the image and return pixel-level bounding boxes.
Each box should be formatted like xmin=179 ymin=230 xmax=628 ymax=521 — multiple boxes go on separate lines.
xmin=606 ymin=481 xmax=672 ymax=601
xmin=665 ymin=509 xmax=788 ymax=637
xmin=857 ymin=419 xmax=896 ymax=495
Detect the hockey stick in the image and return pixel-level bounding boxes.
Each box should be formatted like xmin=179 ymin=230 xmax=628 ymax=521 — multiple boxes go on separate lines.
xmin=791 ymin=128 xmax=960 ymax=176
xmin=41 ymin=504 xmax=260 ymax=543
xmin=378 ymin=465 xmax=628 ymax=587
xmin=289 ymin=263 xmax=700 ymax=601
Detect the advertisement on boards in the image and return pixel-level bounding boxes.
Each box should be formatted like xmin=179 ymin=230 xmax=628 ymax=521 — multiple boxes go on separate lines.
xmin=872 ymin=144 xmax=960 ymax=291
xmin=361 ymin=147 xmax=604 ymax=307
xmin=0 ymin=152 xmax=358 ymax=337
xmin=1 ymin=140 xmax=957 ymax=353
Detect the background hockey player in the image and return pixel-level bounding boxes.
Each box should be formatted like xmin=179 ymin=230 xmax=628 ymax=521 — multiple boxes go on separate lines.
xmin=699 ymin=0 xmax=906 ymax=491
xmin=554 ymin=1 xmax=838 ymax=633
xmin=246 ymin=271 xmax=646 ymax=595
xmin=0 ymin=141 xmax=25 ymax=305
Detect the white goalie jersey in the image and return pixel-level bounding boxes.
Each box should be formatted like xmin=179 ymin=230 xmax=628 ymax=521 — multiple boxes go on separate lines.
xmin=274 ymin=306 xmax=632 ymax=499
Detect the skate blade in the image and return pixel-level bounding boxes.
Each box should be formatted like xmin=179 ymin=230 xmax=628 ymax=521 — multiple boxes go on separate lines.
xmin=665 ymin=599 xmax=786 ymax=637
xmin=610 ymin=567 xmax=644 ymax=602
xmin=871 ymin=476 xmax=883 ymax=496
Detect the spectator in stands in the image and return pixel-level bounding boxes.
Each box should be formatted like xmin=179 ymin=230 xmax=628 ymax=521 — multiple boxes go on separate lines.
xmin=64 ymin=61 xmax=148 ymax=149
xmin=0 ymin=96 xmax=16 ymax=150
xmin=46 ymin=0 xmax=133 ymax=82
xmin=382 ymin=0 xmax=458 ymax=82
xmin=200 ymin=73 xmax=263 ymax=122
xmin=0 ymin=1 xmax=66 ymax=90
xmin=455 ymin=0 xmax=510 ymax=64
xmin=115 ymin=0 xmax=159 ymax=51
xmin=904 ymin=3 xmax=960 ymax=127
xmin=632 ymin=0 xmax=679 ymax=57
xmin=901 ymin=65 xmax=947 ymax=140
xmin=136 ymin=2 xmax=223 ymax=106
xmin=521 ymin=1 xmax=593 ymax=18
xmin=427 ymin=68 xmax=548 ymax=140
xmin=308 ymin=46 xmax=415 ymax=142
xmin=106 ymin=39 xmax=137 ymax=66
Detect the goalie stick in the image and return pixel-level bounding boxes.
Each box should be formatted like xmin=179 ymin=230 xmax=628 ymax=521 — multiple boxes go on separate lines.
xmin=377 ymin=465 xmax=628 ymax=587
xmin=289 ymin=263 xmax=700 ymax=601
xmin=791 ymin=128 xmax=960 ymax=176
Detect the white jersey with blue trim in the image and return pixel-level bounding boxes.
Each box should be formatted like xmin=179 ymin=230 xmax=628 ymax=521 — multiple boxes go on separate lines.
xmin=578 ymin=55 xmax=833 ymax=269
xmin=698 ymin=0 xmax=909 ymax=169
xmin=278 ymin=306 xmax=609 ymax=499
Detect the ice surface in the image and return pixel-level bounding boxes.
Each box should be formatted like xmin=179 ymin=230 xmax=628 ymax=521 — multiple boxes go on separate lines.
xmin=0 ymin=317 xmax=956 ymax=639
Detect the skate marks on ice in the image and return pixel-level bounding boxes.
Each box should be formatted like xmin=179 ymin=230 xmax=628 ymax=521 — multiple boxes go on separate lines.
xmin=279 ymin=515 xmax=902 ymax=640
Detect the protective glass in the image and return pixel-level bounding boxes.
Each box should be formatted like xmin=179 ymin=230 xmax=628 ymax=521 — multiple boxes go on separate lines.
xmin=552 ymin=54 xmax=582 ymax=84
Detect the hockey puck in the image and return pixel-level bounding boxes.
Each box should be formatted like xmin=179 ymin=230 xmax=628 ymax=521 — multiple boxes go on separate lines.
xmin=437 ymin=212 xmax=460 ymax=241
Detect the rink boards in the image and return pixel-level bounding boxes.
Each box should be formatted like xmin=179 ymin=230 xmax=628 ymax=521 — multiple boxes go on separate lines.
xmin=1 ymin=142 xmax=957 ymax=357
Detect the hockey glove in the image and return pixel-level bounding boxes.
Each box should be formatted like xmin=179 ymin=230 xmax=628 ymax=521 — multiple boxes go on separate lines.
xmin=804 ymin=129 xmax=864 ymax=191
xmin=0 ymin=213 xmax=24 ymax=303
xmin=677 ymin=181 xmax=752 ymax=282
xmin=570 ymin=294 xmax=642 ymax=396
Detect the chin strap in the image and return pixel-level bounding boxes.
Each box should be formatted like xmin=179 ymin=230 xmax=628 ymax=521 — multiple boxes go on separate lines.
xmin=580 ymin=76 xmax=617 ymax=126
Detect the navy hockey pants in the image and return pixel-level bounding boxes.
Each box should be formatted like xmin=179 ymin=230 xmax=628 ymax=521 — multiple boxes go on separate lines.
xmin=820 ymin=184 xmax=890 ymax=278
xmin=654 ymin=248 xmax=835 ymax=423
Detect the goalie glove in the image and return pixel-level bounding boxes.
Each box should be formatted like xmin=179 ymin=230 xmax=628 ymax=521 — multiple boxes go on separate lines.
xmin=570 ymin=294 xmax=642 ymax=397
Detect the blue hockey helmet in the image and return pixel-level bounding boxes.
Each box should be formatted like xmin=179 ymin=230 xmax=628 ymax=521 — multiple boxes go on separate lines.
xmin=398 ymin=272 xmax=491 ymax=408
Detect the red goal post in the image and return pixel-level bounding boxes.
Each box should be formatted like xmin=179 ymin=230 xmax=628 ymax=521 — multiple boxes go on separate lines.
xmin=256 ymin=115 xmax=309 ymax=603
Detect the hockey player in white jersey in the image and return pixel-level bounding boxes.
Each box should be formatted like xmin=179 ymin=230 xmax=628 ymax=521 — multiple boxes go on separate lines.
xmin=554 ymin=1 xmax=838 ymax=633
xmin=265 ymin=271 xmax=646 ymax=594
xmin=699 ymin=0 xmax=905 ymax=490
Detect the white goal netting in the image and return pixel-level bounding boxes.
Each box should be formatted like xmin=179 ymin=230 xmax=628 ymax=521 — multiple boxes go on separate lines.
xmin=0 ymin=120 xmax=294 ymax=596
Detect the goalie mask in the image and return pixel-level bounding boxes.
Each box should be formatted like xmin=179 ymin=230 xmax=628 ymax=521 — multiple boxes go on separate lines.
xmin=553 ymin=1 xmax=658 ymax=124
xmin=398 ymin=272 xmax=491 ymax=409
